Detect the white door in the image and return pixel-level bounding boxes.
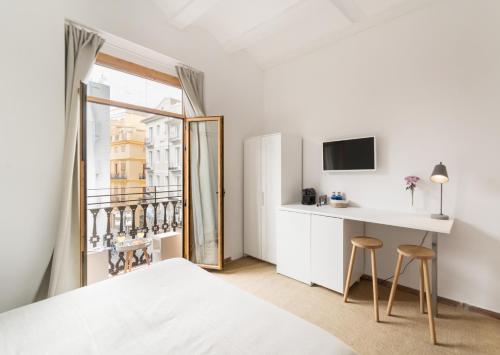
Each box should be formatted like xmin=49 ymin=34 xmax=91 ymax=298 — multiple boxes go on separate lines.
xmin=277 ymin=210 xmax=311 ymax=284
xmin=310 ymin=215 xmax=344 ymax=292
xmin=261 ymin=134 xmax=281 ymax=264
xmin=243 ymin=137 xmax=262 ymax=258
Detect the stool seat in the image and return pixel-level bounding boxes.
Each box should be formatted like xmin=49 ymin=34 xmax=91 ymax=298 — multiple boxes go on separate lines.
xmin=351 ymin=236 xmax=383 ymax=249
xmin=397 ymin=245 xmax=435 ymax=259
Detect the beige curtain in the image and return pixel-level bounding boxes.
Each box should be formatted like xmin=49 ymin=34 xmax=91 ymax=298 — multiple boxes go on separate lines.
xmin=175 ymin=65 xmax=206 ymax=117
xmin=176 ymin=66 xmax=218 ymax=265
xmin=48 ymin=23 xmax=104 ymax=297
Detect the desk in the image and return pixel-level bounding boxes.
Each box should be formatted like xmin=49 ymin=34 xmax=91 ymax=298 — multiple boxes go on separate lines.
xmin=279 ymin=204 xmax=454 ymax=316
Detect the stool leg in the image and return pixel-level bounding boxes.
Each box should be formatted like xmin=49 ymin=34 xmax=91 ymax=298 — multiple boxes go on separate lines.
xmin=422 ymin=260 xmax=437 ymax=344
xmin=127 ymin=251 xmax=132 ymax=272
xmin=387 ymin=253 xmax=403 ymax=316
xmin=420 ymin=261 xmax=425 ymax=314
xmin=370 ymin=249 xmax=379 ymax=322
xmin=343 ymin=245 xmax=357 ymax=302
xmin=143 ymin=248 xmax=151 ymax=265
xmin=124 ymin=252 xmax=129 ymax=273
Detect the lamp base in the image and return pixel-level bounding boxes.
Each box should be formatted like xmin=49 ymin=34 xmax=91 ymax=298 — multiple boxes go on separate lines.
xmin=431 ymin=213 xmax=449 ymax=220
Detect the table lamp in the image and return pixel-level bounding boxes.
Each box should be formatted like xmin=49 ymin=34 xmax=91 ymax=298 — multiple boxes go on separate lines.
xmin=430 ymin=162 xmax=449 ymax=220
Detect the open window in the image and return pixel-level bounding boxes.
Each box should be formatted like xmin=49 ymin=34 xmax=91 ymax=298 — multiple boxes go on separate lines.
xmin=80 ymin=54 xmax=224 ymax=284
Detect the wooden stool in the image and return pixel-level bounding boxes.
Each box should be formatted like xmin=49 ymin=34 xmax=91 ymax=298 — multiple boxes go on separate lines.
xmin=124 ymin=248 xmax=151 ymax=272
xmin=344 ymin=236 xmax=383 ymax=322
xmin=387 ymin=245 xmax=437 ymax=344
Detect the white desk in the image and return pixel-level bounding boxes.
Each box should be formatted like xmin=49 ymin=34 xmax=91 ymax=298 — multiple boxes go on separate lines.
xmin=279 ymin=204 xmax=454 ymax=316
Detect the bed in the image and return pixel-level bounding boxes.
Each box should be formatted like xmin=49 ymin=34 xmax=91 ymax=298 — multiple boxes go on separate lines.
xmin=0 ymin=258 xmax=354 ymax=355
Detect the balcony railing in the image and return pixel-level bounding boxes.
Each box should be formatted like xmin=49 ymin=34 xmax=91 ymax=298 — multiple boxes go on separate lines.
xmin=111 ymin=173 xmax=127 ymax=179
xmin=86 ymin=185 xmax=183 ymax=275
xmin=169 ymin=163 xmax=181 ymax=171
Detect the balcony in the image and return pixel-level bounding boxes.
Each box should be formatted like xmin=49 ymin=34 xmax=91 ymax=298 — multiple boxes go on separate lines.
xmin=111 ymin=173 xmax=127 ymax=179
xmin=145 ymin=136 xmax=154 ymax=147
xmin=86 ymin=185 xmax=183 ymax=276
xmin=169 ymin=163 xmax=181 ymax=171
xmin=169 ymin=134 xmax=182 ymax=143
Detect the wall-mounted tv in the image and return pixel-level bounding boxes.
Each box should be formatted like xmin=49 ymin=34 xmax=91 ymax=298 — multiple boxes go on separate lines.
xmin=323 ymin=136 xmax=376 ymax=172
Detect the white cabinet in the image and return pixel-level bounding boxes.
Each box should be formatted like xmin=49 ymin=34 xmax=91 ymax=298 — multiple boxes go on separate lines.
xmin=244 ymin=133 xmax=302 ymax=264
xmin=277 ymin=209 xmax=364 ymax=294
xmin=277 ymin=210 xmax=311 ymax=284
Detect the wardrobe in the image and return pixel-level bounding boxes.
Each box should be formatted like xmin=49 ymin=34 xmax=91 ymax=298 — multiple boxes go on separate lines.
xmin=243 ymin=133 xmax=302 ymax=264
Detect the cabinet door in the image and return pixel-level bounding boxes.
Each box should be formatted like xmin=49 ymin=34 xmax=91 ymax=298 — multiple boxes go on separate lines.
xmin=261 ymin=134 xmax=281 ymax=264
xmin=277 ymin=210 xmax=310 ymax=284
xmin=243 ymin=137 xmax=261 ymax=258
xmin=311 ymin=215 xmax=344 ymax=292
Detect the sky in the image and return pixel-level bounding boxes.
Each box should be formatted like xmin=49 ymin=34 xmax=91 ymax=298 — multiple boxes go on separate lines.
xmin=88 ymin=64 xmax=182 ymax=114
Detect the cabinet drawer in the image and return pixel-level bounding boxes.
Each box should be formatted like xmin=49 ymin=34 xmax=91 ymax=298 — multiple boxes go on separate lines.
xmin=310 ymin=214 xmax=344 ymax=293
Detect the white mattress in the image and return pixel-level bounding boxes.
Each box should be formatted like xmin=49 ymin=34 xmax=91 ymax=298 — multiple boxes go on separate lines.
xmin=0 ymin=258 xmax=354 ymax=355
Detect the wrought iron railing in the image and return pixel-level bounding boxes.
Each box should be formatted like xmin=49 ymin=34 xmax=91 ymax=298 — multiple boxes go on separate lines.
xmin=87 ymin=185 xmax=182 ymax=275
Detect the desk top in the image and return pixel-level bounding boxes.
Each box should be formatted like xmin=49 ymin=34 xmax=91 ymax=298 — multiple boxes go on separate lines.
xmin=280 ymin=204 xmax=454 ymax=234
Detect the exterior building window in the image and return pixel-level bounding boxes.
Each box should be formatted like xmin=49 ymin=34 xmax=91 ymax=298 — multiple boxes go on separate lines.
xmin=164 ymin=122 xmax=168 ymax=135
xmin=176 ymin=147 xmax=181 ymax=167
xmin=156 ymin=175 xmax=160 ymax=186
xmin=156 ymin=125 xmax=160 ymax=136
xmin=164 ymin=149 xmax=168 ymax=161
xmin=148 ymin=127 xmax=153 ymax=140
xmin=164 ymin=176 xmax=168 ymax=186
xmin=148 ymin=151 xmax=152 ymax=165
xmin=156 ymin=150 xmax=160 ymax=162
xmin=120 ymin=145 xmax=125 ymax=152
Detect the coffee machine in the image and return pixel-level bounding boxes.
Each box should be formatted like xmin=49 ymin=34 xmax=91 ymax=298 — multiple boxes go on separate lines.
xmin=302 ymin=188 xmax=316 ymax=205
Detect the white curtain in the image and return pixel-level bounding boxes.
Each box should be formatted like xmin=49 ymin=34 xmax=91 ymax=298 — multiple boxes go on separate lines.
xmin=48 ymin=23 xmax=104 ymax=297
xmin=175 ymin=66 xmax=218 ymax=265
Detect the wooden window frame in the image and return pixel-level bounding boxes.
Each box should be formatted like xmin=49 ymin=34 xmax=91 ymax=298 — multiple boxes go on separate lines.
xmin=96 ymin=53 xmax=181 ymax=89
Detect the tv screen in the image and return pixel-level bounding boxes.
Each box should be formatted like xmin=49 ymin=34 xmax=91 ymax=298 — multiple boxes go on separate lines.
xmin=323 ymin=137 xmax=376 ymax=171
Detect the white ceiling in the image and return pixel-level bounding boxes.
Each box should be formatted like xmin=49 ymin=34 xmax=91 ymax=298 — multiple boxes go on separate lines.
xmin=152 ymin=0 xmax=435 ymax=69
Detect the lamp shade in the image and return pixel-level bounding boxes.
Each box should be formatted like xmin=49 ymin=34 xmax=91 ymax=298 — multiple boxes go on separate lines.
xmin=430 ymin=162 xmax=449 ymax=183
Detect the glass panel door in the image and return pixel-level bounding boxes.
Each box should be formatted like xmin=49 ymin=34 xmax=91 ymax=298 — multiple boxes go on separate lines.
xmin=184 ymin=117 xmax=224 ymax=269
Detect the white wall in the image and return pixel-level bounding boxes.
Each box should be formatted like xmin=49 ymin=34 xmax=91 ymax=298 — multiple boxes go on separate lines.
xmin=262 ymin=0 xmax=500 ymax=313
xmin=0 ymin=0 xmax=263 ymax=312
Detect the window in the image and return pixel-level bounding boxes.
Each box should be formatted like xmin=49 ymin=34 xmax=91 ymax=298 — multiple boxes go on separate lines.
xmin=84 ymin=53 xmax=185 ymax=280
xmin=176 ymin=147 xmax=181 ymax=167
xmin=87 ymin=61 xmax=182 ymax=113
xmin=170 ymin=125 xmax=178 ymax=139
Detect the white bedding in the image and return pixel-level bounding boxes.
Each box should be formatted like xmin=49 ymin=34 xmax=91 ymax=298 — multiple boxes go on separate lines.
xmin=0 ymin=258 xmax=354 ymax=355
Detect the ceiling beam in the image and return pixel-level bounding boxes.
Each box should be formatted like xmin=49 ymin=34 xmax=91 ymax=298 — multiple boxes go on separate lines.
xmin=259 ymin=0 xmax=436 ymax=69
xmin=223 ymin=0 xmax=307 ymax=53
xmin=170 ymin=0 xmax=220 ymax=29
xmin=329 ymin=0 xmax=365 ymax=22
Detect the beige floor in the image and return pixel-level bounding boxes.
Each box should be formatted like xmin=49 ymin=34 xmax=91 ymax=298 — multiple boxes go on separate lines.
xmin=213 ymin=257 xmax=500 ymax=355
